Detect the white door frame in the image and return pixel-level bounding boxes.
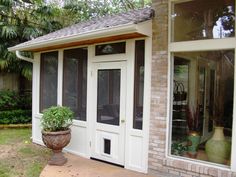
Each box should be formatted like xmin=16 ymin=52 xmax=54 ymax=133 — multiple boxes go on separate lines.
xmin=90 ymin=60 xmax=127 ymax=165
xmin=85 ymin=38 xmax=151 ymax=173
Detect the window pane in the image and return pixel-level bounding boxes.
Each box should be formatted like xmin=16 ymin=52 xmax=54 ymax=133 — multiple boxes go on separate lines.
xmin=171 ymin=0 xmax=235 ymax=42
xmin=95 ymin=42 xmax=126 ymax=56
xmin=97 ymin=69 xmax=120 ymax=126
xmin=63 ymin=48 xmax=87 ymax=121
xmin=171 ymin=50 xmax=234 ymax=166
xmin=133 ymin=40 xmax=145 ymax=130
xmin=40 ymin=51 xmax=58 ymax=112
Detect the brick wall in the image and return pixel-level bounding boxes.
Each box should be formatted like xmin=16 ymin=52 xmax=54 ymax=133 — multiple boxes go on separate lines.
xmin=149 ymin=0 xmax=168 ymax=173
xmin=149 ymin=0 xmax=236 ymax=177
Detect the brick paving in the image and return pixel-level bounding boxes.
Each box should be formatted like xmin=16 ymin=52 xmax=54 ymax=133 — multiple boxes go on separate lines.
xmin=40 ymin=153 xmax=154 ymax=177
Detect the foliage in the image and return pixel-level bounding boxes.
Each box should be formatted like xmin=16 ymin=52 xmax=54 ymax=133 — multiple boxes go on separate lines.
xmin=0 ymin=90 xmax=31 ymax=110
xmin=41 ymin=106 xmax=74 ymax=132
xmin=0 ymin=0 xmax=63 ymax=79
xmin=214 ymin=5 xmax=235 ymax=37
xmin=0 ymin=90 xmax=31 ymax=124
xmin=0 ymin=109 xmax=31 ymax=124
xmin=57 ymin=0 xmax=151 ymax=26
xmin=171 ymin=141 xmax=187 ymax=156
xmin=0 ymin=90 xmax=19 ymax=110
xmin=186 ymin=105 xmax=200 ymax=132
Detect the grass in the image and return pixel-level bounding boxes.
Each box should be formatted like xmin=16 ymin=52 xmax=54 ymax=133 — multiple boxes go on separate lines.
xmin=25 ymin=162 xmax=43 ymax=177
xmin=0 ymin=163 xmax=14 ymax=177
xmin=0 ymin=128 xmax=30 ymax=144
xmin=0 ymin=128 xmax=51 ymax=177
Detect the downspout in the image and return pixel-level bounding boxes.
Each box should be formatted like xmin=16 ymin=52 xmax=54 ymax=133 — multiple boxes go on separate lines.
xmin=16 ymin=50 xmax=34 ymax=63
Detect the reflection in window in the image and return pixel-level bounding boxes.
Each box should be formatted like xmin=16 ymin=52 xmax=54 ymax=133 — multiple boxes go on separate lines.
xmin=40 ymin=52 xmax=58 ymax=112
xmin=63 ymin=48 xmax=87 ymax=121
xmin=97 ymin=69 xmax=120 ymax=126
xmin=171 ymin=0 xmax=235 ymax=42
xmin=171 ymin=50 xmax=234 ymax=166
xmin=133 ymin=40 xmax=145 ymax=130
xmin=95 ymin=42 xmax=126 ymax=56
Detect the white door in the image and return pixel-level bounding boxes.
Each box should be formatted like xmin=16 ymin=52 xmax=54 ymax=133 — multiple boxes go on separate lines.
xmin=91 ymin=61 xmax=126 ymax=166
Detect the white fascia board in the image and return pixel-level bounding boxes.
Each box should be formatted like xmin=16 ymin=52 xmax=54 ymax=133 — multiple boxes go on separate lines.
xmin=8 ymin=23 xmax=142 ymax=52
xmin=136 ymin=20 xmax=152 ymax=37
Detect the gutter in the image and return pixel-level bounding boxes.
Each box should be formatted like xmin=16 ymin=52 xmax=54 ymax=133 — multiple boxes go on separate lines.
xmin=16 ymin=51 xmax=34 ymax=63
xmin=8 ymin=23 xmax=139 ymax=52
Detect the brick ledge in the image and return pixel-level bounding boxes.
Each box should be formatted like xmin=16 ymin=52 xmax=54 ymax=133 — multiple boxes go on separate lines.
xmin=163 ymin=157 xmax=235 ymax=177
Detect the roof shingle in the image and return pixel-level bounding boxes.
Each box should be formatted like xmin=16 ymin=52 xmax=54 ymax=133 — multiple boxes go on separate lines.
xmin=12 ymin=7 xmax=154 ymax=50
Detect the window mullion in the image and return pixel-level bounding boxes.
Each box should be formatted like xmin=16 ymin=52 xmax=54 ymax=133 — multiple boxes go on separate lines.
xmin=57 ymin=50 xmax=63 ymax=106
xmin=231 ymin=51 xmax=236 ymax=172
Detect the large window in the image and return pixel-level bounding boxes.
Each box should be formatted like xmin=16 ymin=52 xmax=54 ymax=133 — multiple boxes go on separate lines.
xmin=170 ymin=0 xmax=236 ymax=168
xmin=171 ymin=0 xmax=235 ymax=42
xmin=63 ymin=48 xmax=87 ymax=121
xmin=40 ymin=51 xmax=58 ymax=112
xmin=171 ymin=50 xmax=234 ymax=165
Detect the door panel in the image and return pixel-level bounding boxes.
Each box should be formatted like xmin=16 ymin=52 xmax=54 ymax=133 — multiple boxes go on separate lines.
xmin=91 ymin=61 xmax=126 ymax=165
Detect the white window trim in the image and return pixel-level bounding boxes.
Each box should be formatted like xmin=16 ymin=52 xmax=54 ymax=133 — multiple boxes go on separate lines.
xmin=166 ymin=0 xmax=236 ymax=172
xmin=57 ymin=49 xmax=63 ymax=106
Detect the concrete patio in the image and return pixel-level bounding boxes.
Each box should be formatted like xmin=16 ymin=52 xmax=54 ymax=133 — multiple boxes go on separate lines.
xmin=40 ymin=153 xmax=154 ymax=177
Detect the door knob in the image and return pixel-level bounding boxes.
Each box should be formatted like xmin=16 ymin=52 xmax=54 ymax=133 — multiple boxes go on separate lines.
xmin=121 ymin=119 xmax=125 ymax=123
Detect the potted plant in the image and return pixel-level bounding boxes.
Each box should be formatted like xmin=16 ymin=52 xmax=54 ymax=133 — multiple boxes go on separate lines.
xmin=41 ymin=106 xmax=73 ymax=166
xmin=171 ymin=141 xmax=188 ymax=156
xmin=186 ymin=105 xmax=201 ymax=158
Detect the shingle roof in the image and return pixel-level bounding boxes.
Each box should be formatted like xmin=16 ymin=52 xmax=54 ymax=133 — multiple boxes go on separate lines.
xmin=11 ymin=7 xmax=154 ymax=50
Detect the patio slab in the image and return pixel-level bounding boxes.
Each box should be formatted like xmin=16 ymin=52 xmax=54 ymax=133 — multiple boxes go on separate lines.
xmin=40 ymin=153 xmax=154 ymax=177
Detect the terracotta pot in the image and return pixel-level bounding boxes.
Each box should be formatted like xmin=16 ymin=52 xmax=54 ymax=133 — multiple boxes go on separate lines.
xmin=42 ymin=129 xmax=71 ymax=166
xmin=205 ymin=127 xmax=231 ymax=164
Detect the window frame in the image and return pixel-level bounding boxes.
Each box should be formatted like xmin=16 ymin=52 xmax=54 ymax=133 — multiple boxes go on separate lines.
xmin=167 ymin=0 xmax=236 ymax=172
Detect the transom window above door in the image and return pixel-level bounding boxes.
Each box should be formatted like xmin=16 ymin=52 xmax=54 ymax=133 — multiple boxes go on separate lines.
xmin=95 ymin=42 xmax=126 ymax=56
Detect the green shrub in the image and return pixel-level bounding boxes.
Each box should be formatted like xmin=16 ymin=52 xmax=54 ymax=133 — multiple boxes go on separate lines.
xmin=0 ymin=90 xmax=31 ymax=111
xmin=0 ymin=110 xmax=31 ymax=124
xmin=41 ymin=106 xmax=73 ymax=132
xmin=0 ymin=90 xmax=19 ymax=110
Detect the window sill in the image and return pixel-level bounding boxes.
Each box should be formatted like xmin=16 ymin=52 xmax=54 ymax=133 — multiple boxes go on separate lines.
xmin=72 ymin=119 xmax=87 ymax=128
xmin=35 ymin=113 xmax=42 ymax=119
xmin=164 ymin=155 xmax=233 ymax=175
